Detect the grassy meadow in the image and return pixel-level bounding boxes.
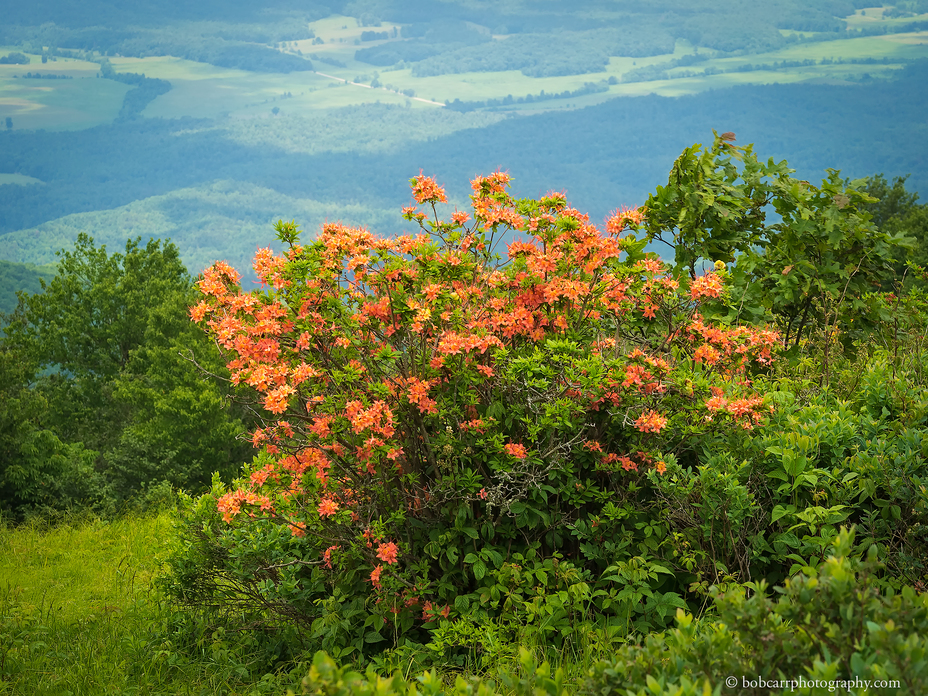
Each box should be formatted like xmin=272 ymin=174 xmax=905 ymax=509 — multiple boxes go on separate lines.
xmin=845 ymin=5 xmax=928 ymax=28
xmin=0 ymin=511 xmax=602 ymax=695
xmin=105 ymin=56 xmax=422 ymax=120
xmin=0 ymin=511 xmax=305 ymax=696
xmin=93 ymin=26 xmax=928 ymax=123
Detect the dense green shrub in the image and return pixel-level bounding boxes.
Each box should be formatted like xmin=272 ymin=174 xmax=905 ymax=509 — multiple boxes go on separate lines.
xmin=289 ymin=648 xmax=569 ymax=696
xmin=585 ymin=529 xmax=928 ymax=696
xmin=283 ymin=530 xmax=928 ymax=696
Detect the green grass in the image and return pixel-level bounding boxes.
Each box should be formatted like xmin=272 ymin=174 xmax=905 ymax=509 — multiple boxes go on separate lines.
xmin=332 ymin=30 xmax=928 ymax=106
xmin=0 ymin=513 xmax=172 ymax=624
xmin=303 ymin=14 xmax=404 ymax=47
xmin=0 ymin=74 xmax=130 ymax=132
xmin=710 ymin=31 xmax=928 ymax=65
xmin=361 ymin=42 xmax=692 ymax=105
xmin=0 ymin=510 xmax=609 ymax=695
xmin=0 ymin=511 xmax=307 ymax=695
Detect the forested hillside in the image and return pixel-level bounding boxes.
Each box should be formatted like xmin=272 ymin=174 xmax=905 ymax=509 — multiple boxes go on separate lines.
xmin=2 ymin=0 xmax=928 ymax=282
xmin=2 ymin=62 xmax=928 ymax=278
xmin=0 ymin=260 xmax=55 ymax=314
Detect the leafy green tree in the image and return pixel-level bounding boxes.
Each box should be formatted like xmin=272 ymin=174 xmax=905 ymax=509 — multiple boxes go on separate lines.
xmin=0 ymin=342 xmax=101 ymax=516
xmin=3 ymin=234 xmax=251 ymax=504
xmin=860 ymin=173 xmax=928 ymax=276
xmin=644 ymin=132 xmax=906 ymax=348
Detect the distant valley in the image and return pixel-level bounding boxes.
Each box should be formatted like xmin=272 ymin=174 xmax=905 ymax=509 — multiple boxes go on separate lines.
xmin=2 ymin=0 xmax=928 ymax=281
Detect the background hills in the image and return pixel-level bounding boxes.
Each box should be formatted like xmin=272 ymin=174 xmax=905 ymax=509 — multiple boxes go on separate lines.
xmin=2 ymin=0 xmax=928 ymax=283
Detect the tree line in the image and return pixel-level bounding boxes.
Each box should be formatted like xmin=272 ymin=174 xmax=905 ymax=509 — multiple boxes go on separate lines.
xmin=0 ymin=235 xmax=253 ymax=517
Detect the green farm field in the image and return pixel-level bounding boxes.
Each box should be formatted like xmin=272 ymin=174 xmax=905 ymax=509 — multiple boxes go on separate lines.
xmin=291 ymin=30 xmax=928 ymax=109
xmin=288 ymin=38 xmax=695 ymax=105
xmin=706 ymin=30 xmax=928 ymax=67
xmin=0 ymin=54 xmax=128 ymax=131
xmin=0 ymin=173 xmax=43 ymax=186
xmin=80 ymin=17 xmax=926 ymax=125
xmin=845 ymin=5 xmax=928 ymax=28
xmin=0 ymin=78 xmax=129 ymax=131
xmin=301 ymin=14 xmax=404 ymax=49
xmin=107 ymin=55 xmax=429 ymax=119
xmin=4 ymin=18 xmax=928 ymax=130
xmin=491 ymin=32 xmax=928 ymax=109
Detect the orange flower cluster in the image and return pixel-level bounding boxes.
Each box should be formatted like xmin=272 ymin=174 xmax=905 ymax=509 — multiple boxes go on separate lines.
xmin=606 ymin=205 xmax=646 ymax=235
xmin=693 ymin=343 xmax=722 ymax=366
xmin=690 ymin=272 xmax=724 ymax=300
xmin=703 ymin=392 xmax=769 ymax=429
xmin=436 ymin=331 xmax=504 ymax=357
xmin=344 ymin=399 xmax=395 ymax=438
xmin=217 ymin=488 xmax=274 ymax=523
xmin=370 ymin=565 xmax=383 ymax=589
xmin=318 ymin=496 xmax=339 ymax=517
xmin=471 ymin=171 xmax=511 ymax=195
xmin=688 ymin=316 xmax=779 ymax=369
xmin=197 ymin=260 xmax=241 ymax=299
xmin=411 ymin=173 xmax=448 ymax=204
xmin=634 ymin=410 xmax=668 ymax=434
xmin=376 ymin=541 xmax=399 ymax=564
xmin=254 ymin=247 xmax=288 ymax=289
xmin=397 ymin=377 xmax=438 ymax=415
xmin=601 ymin=453 xmax=638 ymax=472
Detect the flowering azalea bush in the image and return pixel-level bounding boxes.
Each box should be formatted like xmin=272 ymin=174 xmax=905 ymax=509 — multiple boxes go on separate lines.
xmin=179 ymin=171 xmax=781 ymax=654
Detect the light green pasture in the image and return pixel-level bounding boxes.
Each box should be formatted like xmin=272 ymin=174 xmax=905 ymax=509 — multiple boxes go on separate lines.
xmin=371 ymin=41 xmax=692 ymax=104
xmin=705 ymin=31 xmax=928 ymax=67
xmin=303 ymin=14 xmax=404 ymax=46
xmin=0 ymin=53 xmax=100 ymax=77
xmin=0 ymin=512 xmax=300 ymax=695
xmin=845 ymin=7 xmax=928 ymax=29
xmin=0 ymin=76 xmax=130 ymax=131
xmin=317 ymin=30 xmax=927 ymax=107
xmin=0 ymin=53 xmax=123 ymax=130
xmin=106 ymin=55 xmax=423 ymax=118
xmin=107 ymin=55 xmax=249 ymax=82
xmin=0 ymin=173 xmax=44 ymax=186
